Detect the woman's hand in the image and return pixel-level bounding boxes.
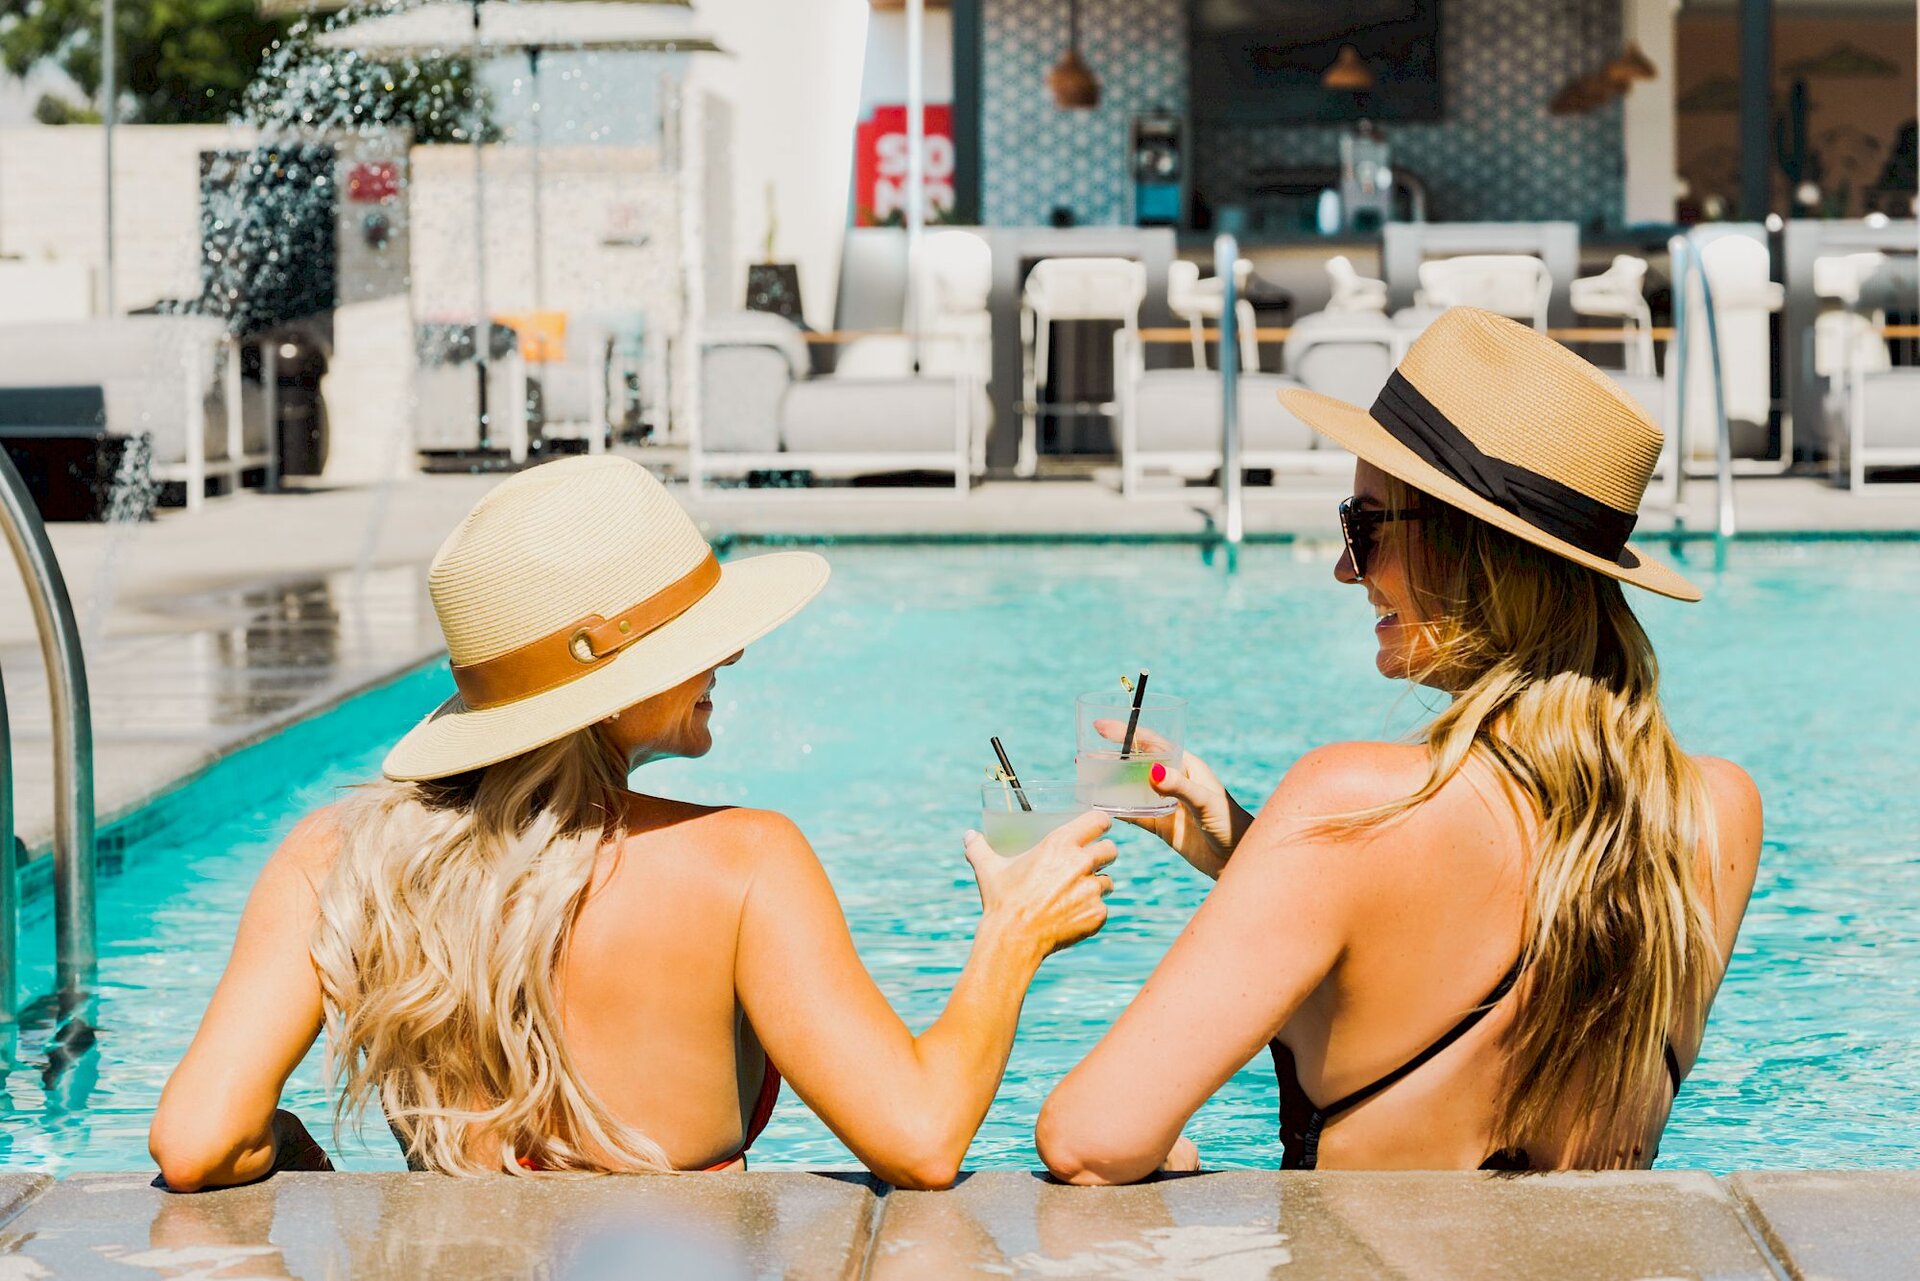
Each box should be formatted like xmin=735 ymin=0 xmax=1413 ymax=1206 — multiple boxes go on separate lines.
xmin=1092 ymin=720 xmax=1252 ymax=880
xmin=963 ymin=810 xmax=1117 ymax=961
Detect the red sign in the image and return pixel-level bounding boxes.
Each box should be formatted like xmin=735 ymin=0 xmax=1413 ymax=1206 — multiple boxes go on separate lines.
xmin=853 ymin=104 xmax=954 ymax=227
xmin=347 ymin=162 xmax=399 ymax=204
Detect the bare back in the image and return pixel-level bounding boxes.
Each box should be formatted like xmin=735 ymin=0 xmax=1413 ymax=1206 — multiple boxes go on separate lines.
xmin=555 ymin=796 xmax=774 ymax=1170
xmin=1272 ymin=743 xmax=1761 ymax=1168
xmin=1038 ymin=740 xmax=1763 ymax=1177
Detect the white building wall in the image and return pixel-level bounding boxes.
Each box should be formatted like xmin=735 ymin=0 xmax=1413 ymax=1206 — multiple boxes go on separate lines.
xmin=684 ymin=0 xmax=868 ymax=330
xmin=1622 ymin=0 xmax=1679 ymax=225
xmin=0 ymin=125 xmax=256 ymax=313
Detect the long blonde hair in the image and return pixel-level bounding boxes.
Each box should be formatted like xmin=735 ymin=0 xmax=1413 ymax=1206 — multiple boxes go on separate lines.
xmin=1360 ymin=476 xmax=1720 ymax=1165
xmin=312 ymin=729 xmax=672 ymax=1175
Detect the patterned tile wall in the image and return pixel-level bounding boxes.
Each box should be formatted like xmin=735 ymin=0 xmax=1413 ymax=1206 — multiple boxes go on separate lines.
xmin=980 ymin=0 xmax=1626 ymax=229
xmin=980 ymin=0 xmax=1188 ymax=226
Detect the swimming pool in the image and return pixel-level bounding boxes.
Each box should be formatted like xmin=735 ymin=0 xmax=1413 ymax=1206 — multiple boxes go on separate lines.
xmin=5 ymin=538 xmax=1918 ymax=1174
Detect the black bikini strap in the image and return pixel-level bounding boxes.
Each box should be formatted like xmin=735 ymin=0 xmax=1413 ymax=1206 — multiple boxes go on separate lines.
xmin=1664 ymin=1042 xmax=1683 ymax=1095
xmin=1318 ymin=960 xmax=1524 ymax=1122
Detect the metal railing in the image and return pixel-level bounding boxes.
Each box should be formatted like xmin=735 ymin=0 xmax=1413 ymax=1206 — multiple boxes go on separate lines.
xmin=0 ymin=448 xmax=97 ymax=1027
xmin=1667 ymin=229 xmax=1739 ymax=539
xmin=1216 ymin=233 xmax=1245 ymax=546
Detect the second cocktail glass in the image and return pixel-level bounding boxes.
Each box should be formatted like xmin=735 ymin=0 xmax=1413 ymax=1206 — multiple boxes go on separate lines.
xmin=979 ymin=781 xmax=1092 ymax=854
xmin=1074 ymin=692 xmax=1186 ymax=816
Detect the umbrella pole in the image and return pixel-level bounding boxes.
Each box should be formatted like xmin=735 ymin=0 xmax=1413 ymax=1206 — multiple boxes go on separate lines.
xmin=906 ymin=0 xmax=924 ymax=372
xmin=471 ymin=0 xmax=492 ymax=451
xmin=529 ymin=46 xmax=545 ymax=313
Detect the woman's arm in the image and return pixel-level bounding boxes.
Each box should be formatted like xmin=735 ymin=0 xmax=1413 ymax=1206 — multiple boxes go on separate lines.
xmin=148 ymin=812 xmax=336 ymax=1191
xmin=732 ymin=808 xmax=1115 ymax=1189
xmin=1036 ymin=745 xmax=1391 ymax=1184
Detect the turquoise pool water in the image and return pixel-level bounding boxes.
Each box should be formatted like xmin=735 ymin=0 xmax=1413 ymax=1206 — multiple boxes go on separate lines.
xmin=5 ymin=539 xmax=1919 ymax=1174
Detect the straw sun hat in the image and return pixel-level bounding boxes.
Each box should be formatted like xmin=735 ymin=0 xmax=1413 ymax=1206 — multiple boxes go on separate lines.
xmin=383 ymin=455 xmax=829 ymax=781
xmin=1278 ymin=306 xmax=1700 ymax=602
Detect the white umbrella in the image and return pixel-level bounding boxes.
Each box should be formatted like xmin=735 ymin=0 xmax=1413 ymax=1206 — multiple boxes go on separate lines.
xmin=313 ymin=0 xmax=722 ymax=446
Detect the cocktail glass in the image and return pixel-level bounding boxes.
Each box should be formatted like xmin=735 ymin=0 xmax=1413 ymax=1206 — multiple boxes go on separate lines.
xmin=979 ymin=781 xmax=1092 ymax=854
xmin=1075 ymin=691 xmax=1186 ymax=816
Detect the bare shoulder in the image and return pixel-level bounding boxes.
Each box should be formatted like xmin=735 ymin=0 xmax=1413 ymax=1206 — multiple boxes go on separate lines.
xmin=1261 ymin=740 xmax=1431 ymax=823
xmin=629 ymin=800 xmax=818 ymax=876
xmin=269 ymin=803 xmax=349 ymax=886
xmin=1693 ymin=754 xmax=1764 ymax=877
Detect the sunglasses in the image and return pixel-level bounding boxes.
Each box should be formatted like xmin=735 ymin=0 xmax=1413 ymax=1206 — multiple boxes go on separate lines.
xmin=1338 ymin=496 xmax=1426 ymax=580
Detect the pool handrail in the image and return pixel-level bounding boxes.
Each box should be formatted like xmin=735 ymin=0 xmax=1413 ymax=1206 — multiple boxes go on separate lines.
xmin=0 ymin=651 xmax=12 ymax=1022
xmin=0 ymin=448 xmax=96 ymax=1022
xmin=1216 ymin=233 xmax=1245 ymax=546
xmin=1668 ymin=229 xmax=1739 ymax=539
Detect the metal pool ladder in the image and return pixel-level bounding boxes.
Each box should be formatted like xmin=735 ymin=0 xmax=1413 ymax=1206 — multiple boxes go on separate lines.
xmin=1666 ymin=228 xmax=1739 ymax=540
xmin=0 ymin=448 xmax=97 ymax=1029
xmin=1216 ymin=233 xmax=1246 ymax=546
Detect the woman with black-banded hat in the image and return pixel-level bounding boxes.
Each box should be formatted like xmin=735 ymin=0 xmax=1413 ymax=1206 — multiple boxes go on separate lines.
xmin=1039 ymin=308 xmax=1763 ymax=1178
xmin=151 ymin=455 xmax=1117 ymax=1189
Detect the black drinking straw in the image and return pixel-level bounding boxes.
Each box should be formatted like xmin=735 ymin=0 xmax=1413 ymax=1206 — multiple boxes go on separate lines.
xmin=1120 ymin=668 xmax=1150 ymax=756
xmin=990 ymin=736 xmax=1033 ymax=811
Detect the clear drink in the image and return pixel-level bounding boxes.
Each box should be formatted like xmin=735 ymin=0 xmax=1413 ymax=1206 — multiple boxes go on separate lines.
xmin=1074 ymin=689 xmax=1187 ymax=816
xmin=1075 ymin=749 xmax=1178 ymax=816
xmin=978 ymin=782 xmax=1089 ymax=855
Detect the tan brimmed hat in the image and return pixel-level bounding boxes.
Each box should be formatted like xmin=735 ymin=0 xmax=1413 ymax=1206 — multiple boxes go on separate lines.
xmin=383 ymin=455 xmax=829 ymax=781
xmin=1278 ymin=306 xmax=1699 ymax=602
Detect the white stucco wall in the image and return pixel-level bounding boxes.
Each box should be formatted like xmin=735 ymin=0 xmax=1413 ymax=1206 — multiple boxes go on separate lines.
xmin=1622 ymin=0 xmax=1679 ymax=225
xmin=684 ymin=0 xmax=869 ymax=329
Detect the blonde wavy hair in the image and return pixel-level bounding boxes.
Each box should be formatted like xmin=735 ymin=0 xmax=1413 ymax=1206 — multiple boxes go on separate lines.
xmin=312 ymin=728 xmax=672 ymax=1175
xmin=1356 ymin=475 xmax=1721 ymax=1166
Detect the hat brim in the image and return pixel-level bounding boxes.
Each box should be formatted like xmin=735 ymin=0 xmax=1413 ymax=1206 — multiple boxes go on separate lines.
xmin=382 ymin=550 xmax=831 ymax=781
xmin=1278 ymin=387 xmax=1702 ymax=603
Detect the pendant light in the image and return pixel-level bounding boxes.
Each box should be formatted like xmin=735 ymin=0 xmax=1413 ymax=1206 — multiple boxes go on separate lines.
xmin=1321 ymin=45 xmax=1375 ymax=92
xmin=1048 ymin=0 xmax=1100 ymax=110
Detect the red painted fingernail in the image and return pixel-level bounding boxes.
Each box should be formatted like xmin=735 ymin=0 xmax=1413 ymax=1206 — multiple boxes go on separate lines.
xmin=1150 ymin=763 xmax=1167 ymax=785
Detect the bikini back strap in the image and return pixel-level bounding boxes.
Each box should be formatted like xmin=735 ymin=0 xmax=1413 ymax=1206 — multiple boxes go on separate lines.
xmin=1318 ymin=959 xmax=1524 ymax=1122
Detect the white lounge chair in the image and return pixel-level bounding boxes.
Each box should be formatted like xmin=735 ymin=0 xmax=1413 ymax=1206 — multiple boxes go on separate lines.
xmin=0 ymin=315 xmax=269 ymax=509
xmin=694 ymin=312 xmax=975 ymax=494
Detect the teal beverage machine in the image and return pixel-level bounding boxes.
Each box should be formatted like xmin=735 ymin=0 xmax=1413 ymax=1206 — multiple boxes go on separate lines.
xmin=1132 ymin=113 xmax=1185 ymax=226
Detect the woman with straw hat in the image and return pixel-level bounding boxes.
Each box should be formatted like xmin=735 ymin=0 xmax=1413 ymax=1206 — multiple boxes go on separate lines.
xmin=151 ymin=455 xmax=1116 ymax=1188
xmin=1038 ymin=308 xmax=1763 ymax=1178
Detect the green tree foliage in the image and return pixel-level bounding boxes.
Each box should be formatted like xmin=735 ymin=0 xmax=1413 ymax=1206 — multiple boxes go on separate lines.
xmin=0 ymin=0 xmax=491 ymax=143
xmin=0 ymin=0 xmax=289 ymax=123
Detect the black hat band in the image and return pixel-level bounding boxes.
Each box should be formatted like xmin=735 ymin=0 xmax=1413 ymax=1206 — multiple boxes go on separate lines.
xmin=1370 ymin=371 xmax=1639 ymax=561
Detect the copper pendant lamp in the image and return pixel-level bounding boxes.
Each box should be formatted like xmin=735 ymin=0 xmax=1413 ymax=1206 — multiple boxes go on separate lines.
xmin=1321 ymin=45 xmax=1375 ymax=92
xmin=1048 ymin=0 xmax=1100 ymax=109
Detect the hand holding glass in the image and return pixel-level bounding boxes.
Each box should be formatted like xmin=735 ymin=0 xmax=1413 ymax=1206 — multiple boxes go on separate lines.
xmin=979 ymin=781 xmax=1095 ymax=855
xmin=1076 ymin=692 xmax=1186 ymax=816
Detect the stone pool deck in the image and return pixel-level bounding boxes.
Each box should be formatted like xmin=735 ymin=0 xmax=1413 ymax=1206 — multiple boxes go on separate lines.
xmin=0 ymin=1169 xmax=1914 ymax=1278
xmin=2 ymin=468 xmax=1915 ymax=858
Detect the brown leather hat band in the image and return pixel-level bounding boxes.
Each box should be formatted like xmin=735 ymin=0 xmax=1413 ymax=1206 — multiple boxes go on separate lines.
xmin=451 ymin=551 xmax=723 ymax=710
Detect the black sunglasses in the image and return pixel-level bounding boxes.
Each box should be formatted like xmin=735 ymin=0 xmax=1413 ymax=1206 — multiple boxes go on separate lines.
xmin=1338 ymin=496 xmax=1425 ymax=580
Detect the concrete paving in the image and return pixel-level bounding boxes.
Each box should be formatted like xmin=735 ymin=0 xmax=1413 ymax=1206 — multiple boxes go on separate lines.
xmin=0 ymin=1171 xmax=878 ymax=1280
xmin=875 ymin=1170 xmax=1776 ymax=1280
xmin=1729 ymin=1171 xmax=1920 ymax=1281
xmin=11 ymin=1169 xmax=1920 ymax=1278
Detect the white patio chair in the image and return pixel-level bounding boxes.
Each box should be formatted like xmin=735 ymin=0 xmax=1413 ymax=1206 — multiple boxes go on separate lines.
xmin=1810 ymin=251 xmax=1920 ymax=490
xmin=1673 ymin=233 xmax=1785 ymax=472
xmin=1416 ymin=255 xmax=1552 ymax=331
xmin=1019 ymin=257 xmax=1147 ymax=476
xmin=1325 ymin=255 xmax=1389 ymax=314
xmin=1570 ymin=255 xmax=1655 ymax=376
xmin=1167 ymin=258 xmax=1258 ymax=371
